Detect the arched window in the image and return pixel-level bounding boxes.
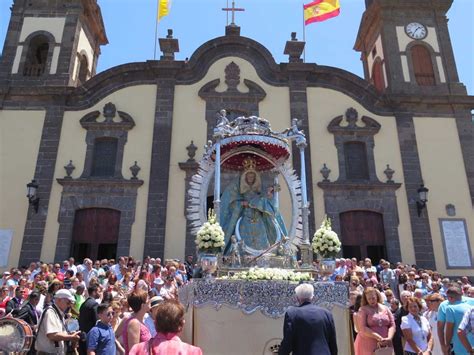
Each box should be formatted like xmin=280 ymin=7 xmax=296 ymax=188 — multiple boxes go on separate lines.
xmin=23 ymin=34 xmax=50 ymax=76
xmin=411 ymin=45 xmax=435 ymax=86
xmin=371 ymin=60 xmax=385 ymax=93
xmin=77 ymin=54 xmax=89 ymax=84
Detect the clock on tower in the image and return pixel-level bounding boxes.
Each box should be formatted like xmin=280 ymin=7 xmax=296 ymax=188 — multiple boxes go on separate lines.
xmin=354 ymin=0 xmax=466 ymax=96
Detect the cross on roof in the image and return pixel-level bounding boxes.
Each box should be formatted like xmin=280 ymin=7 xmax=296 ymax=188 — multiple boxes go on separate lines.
xmin=222 ymin=1 xmax=245 ymax=26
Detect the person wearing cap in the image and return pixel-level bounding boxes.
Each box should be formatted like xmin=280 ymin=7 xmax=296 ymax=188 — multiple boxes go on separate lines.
xmin=35 ymin=289 xmax=81 ymax=354
xmin=144 ymin=296 xmax=164 ymax=337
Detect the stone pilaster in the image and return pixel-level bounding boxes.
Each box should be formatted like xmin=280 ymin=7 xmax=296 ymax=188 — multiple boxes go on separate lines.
xmin=143 ymin=78 xmax=176 ymax=259
xmin=454 ymin=109 xmax=474 ymax=205
xmin=19 ymin=105 xmax=65 ymax=265
xmin=395 ymin=113 xmax=435 ymax=269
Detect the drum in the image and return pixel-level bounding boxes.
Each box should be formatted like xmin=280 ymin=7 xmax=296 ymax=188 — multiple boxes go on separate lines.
xmin=0 ymin=317 xmax=33 ymax=353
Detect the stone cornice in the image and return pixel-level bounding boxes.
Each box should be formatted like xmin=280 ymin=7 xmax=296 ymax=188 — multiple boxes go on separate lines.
xmin=57 ymin=178 xmax=143 ymax=188
xmin=317 ymin=181 xmax=401 ymax=191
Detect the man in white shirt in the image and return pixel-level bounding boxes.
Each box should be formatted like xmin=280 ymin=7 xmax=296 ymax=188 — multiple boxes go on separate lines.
xmin=35 ymin=289 xmax=81 ymax=354
xmin=82 ymin=259 xmax=98 ymax=287
xmin=68 ymin=257 xmax=78 ymax=275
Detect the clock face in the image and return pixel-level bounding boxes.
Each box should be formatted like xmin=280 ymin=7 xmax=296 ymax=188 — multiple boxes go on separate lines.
xmin=405 ymin=22 xmax=427 ymax=40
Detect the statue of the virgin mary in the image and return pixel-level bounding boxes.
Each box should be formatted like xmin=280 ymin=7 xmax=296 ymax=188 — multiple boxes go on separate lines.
xmin=220 ymin=158 xmax=288 ymax=256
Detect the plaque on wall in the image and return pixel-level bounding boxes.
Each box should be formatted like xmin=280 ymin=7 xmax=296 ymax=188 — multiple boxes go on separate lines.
xmin=0 ymin=229 xmax=13 ymax=267
xmin=439 ymin=219 xmax=472 ymax=268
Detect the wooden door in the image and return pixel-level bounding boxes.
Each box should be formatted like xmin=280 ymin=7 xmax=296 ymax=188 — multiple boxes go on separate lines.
xmin=340 ymin=211 xmax=386 ymax=261
xmin=71 ymin=208 xmax=120 ymax=261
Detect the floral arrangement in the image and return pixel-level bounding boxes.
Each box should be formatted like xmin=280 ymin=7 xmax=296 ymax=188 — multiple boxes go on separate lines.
xmin=195 ymin=209 xmax=225 ymax=254
xmin=312 ymin=216 xmax=341 ymax=259
xmin=221 ymin=267 xmax=312 ymax=282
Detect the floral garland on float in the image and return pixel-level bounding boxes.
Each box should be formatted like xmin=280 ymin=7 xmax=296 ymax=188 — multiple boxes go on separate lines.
xmin=220 ymin=267 xmax=312 ymax=282
xmin=195 ymin=209 xmax=225 ymax=278
xmin=311 ymin=216 xmax=341 ymax=280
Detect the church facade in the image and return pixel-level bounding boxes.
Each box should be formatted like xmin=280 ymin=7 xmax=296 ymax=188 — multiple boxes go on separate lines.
xmin=1 ymin=0 xmax=473 ymax=276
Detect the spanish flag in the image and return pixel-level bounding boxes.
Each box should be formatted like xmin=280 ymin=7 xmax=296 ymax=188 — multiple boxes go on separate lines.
xmin=158 ymin=0 xmax=172 ymax=20
xmin=304 ymin=0 xmax=340 ymax=25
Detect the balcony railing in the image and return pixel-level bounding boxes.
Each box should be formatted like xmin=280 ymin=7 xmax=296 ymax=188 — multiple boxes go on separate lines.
xmin=23 ymin=63 xmax=46 ymax=77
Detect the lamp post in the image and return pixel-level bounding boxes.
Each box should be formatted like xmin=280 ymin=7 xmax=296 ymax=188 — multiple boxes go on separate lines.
xmin=26 ymin=179 xmax=40 ymax=213
xmin=416 ymin=184 xmax=429 ymax=217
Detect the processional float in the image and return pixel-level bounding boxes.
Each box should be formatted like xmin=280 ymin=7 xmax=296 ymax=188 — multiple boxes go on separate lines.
xmin=187 ymin=110 xmax=313 ymax=270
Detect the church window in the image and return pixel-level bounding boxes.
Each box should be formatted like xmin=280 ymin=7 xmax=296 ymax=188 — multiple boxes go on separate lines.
xmin=344 ymin=141 xmax=369 ymax=180
xmin=23 ymin=34 xmax=49 ymax=76
xmin=411 ymin=45 xmax=435 ymax=86
xmin=371 ymin=60 xmax=385 ymax=93
xmin=371 ymin=46 xmax=377 ymax=58
xmin=91 ymin=137 xmax=118 ymax=177
xmin=77 ymin=55 xmax=89 ymax=84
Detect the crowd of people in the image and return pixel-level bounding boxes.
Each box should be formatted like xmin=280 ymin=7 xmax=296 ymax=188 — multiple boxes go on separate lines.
xmin=1 ymin=255 xmax=474 ymax=354
xmin=0 ymin=255 xmax=201 ymax=354
xmin=334 ymin=257 xmax=474 ymax=355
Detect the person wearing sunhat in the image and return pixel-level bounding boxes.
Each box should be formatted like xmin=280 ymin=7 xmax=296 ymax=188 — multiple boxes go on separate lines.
xmin=150 ymin=277 xmax=164 ymax=297
xmin=36 ymin=289 xmax=81 ymax=354
xmin=144 ymin=296 xmax=164 ymax=337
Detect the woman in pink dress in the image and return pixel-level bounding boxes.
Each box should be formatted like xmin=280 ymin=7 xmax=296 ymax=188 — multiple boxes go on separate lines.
xmin=122 ymin=290 xmax=152 ymax=354
xmin=130 ymin=301 xmax=202 ymax=355
xmin=354 ymin=287 xmax=396 ymax=355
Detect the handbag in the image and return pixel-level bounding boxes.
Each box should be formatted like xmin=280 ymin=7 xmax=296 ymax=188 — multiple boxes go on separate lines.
xmin=373 ymin=344 xmax=394 ymax=355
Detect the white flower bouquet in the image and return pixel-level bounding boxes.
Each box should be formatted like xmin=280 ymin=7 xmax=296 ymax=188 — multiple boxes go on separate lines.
xmin=312 ymin=216 xmax=341 ymax=259
xmin=222 ymin=267 xmax=312 ymax=282
xmin=195 ymin=209 xmax=225 ymax=254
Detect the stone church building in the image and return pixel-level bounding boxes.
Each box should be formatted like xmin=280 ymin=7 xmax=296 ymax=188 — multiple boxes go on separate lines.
xmin=1 ymin=0 xmax=473 ymax=276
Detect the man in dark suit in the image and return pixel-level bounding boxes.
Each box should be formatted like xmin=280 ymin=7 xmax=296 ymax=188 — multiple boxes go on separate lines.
xmin=15 ymin=291 xmax=40 ymax=328
xmin=15 ymin=291 xmax=40 ymax=355
xmin=279 ymin=283 xmax=338 ymax=355
xmin=78 ymin=284 xmax=100 ymax=355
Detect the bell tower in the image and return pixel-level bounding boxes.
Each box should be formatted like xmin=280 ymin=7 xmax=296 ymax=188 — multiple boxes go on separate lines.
xmin=0 ymin=0 xmax=108 ymax=87
xmin=354 ymin=0 xmax=466 ymax=96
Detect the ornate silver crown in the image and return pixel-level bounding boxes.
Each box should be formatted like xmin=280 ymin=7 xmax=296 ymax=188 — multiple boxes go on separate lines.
xmin=213 ymin=110 xmax=276 ymax=138
xmin=230 ymin=115 xmax=272 ymax=136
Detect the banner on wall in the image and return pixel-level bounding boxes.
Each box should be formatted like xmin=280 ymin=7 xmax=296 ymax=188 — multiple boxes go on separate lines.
xmin=0 ymin=229 xmax=13 ymax=268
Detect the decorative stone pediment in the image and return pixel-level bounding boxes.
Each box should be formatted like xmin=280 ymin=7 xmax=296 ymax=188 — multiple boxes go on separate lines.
xmin=328 ymin=107 xmax=380 ymax=136
xmin=198 ymin=62 xmax=266 ymax=101
xmin=80 ymin=102 xmax=135 ymax=131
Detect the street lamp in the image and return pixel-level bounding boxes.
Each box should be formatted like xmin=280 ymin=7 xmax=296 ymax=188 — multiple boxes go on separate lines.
xmin=26 ymin=179 xmax=40 ymax=213
xmin=416 ymin=184 xmax=429 ymax=217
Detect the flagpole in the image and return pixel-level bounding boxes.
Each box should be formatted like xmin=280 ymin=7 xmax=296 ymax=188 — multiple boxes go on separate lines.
xmin=154 ymin=0 xmax=159 ymax=60
xmin=302 ymin=2 xmax=306 ymax=63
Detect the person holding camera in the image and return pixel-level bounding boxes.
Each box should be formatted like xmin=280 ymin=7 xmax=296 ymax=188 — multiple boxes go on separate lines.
xmin=35 ymin=289 xmax=81 ymax=354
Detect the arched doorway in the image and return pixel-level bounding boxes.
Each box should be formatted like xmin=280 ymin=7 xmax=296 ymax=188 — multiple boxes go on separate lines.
xmin=71 ymin=208 xmax=120 ymax=261
xmin=340 ymin=211 xmax=386 ymax=262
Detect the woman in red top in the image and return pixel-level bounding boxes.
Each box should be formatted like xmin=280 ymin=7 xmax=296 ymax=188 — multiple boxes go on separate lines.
xmin=0 ymin=286 xmax=11 ymax=316
xmin=129 ymin=301 xmax=202 ymax=355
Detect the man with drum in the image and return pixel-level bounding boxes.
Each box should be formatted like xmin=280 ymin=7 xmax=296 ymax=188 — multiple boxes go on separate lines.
xmin=36 ymin=289 xmax=81 ymax=354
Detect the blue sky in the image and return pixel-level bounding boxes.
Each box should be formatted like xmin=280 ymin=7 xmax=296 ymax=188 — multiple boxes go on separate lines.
xmin=1 ymin=0 xmax=473 ymax=94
